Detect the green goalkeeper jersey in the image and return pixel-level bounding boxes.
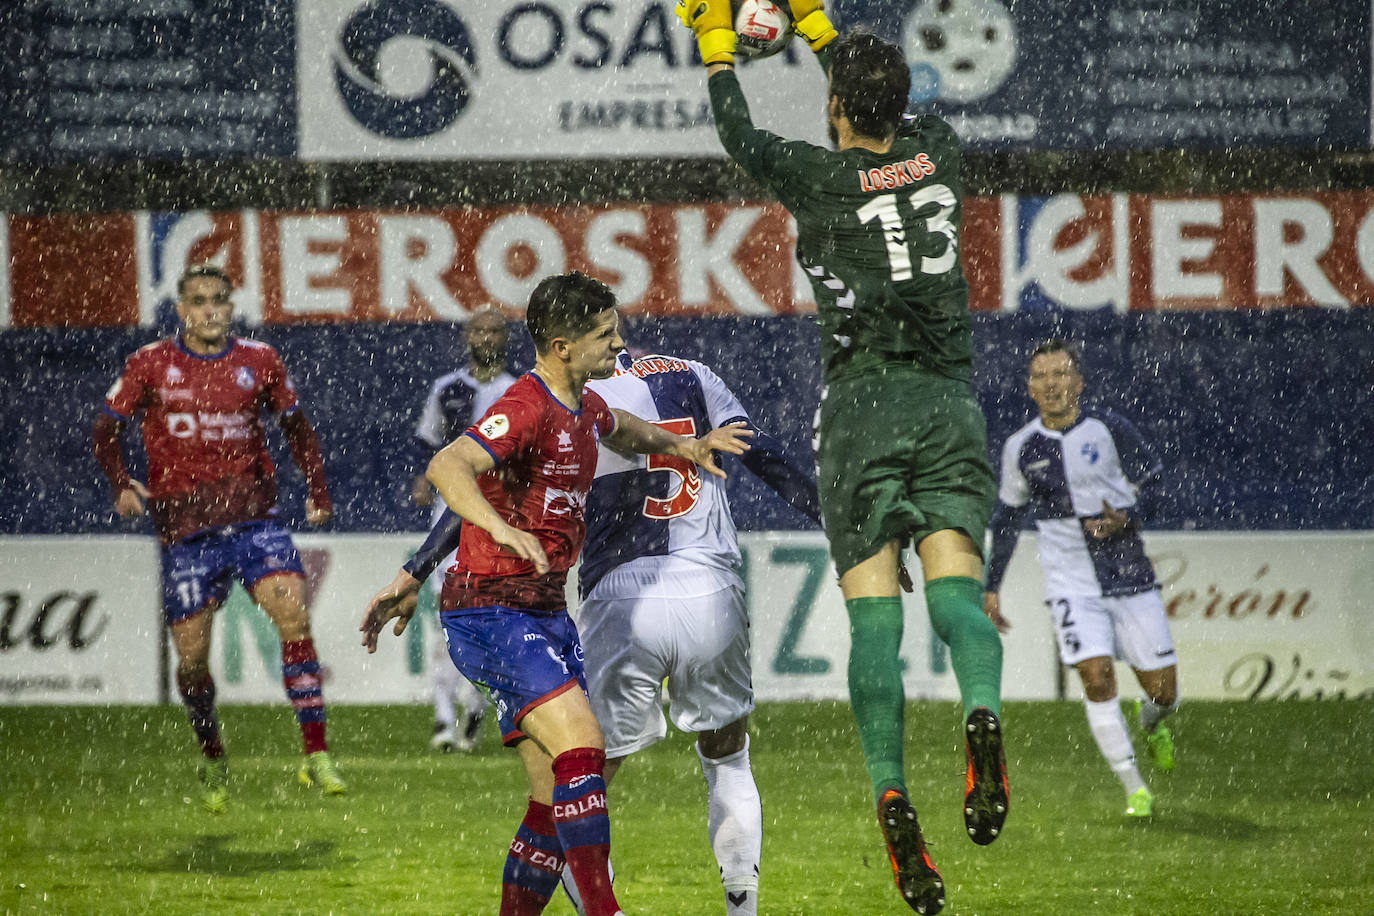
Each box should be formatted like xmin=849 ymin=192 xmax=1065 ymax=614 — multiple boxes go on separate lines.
xmin=709 ymin=69 xmax=973 ymax=385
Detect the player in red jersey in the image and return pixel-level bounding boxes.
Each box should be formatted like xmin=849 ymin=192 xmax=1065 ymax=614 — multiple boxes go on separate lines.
xmin=361 ymin=271 xmax=752 ymax=916
xmin=92 ymin=263 xmax=344 ymax=814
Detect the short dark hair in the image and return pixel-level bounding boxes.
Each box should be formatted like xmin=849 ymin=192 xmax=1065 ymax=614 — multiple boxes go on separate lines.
xmin=1029 ymin=338 xmax=1081 ymax=372
xmin=828 ymin=30 xmax=910 ymax=140
xmin=525 ymin=271 xmax=616 ymax=352
xmin=177 ymin=263 xmax=231 ymax=297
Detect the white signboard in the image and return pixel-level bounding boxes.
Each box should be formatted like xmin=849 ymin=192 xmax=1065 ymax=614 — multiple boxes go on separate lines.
xmin=0 ymin=537 xmax=162 ymax=704
xmin=297 ymin=0 xmax=829 ymax=159
xmin=741 ymin=531 xmax=1057 ymax=701
xmin=203 ymin=534 xmax=435 ymax=704
xmin=1014 ymin=532 xmax=1374 ymax=702
xmin=5 ymin=531 xmax=1370 ymax=706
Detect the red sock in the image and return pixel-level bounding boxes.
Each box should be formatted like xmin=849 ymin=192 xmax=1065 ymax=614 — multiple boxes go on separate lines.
xmin=500 ymin=798 xmax=564 ymax=916
xmin=281 ymin=638 xmax=326 ymax=753
xmin=552 ymin=748 xmax=620 ymax=916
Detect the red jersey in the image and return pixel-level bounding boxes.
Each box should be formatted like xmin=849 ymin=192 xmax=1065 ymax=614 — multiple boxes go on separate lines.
xmin=103 ymin=336 xmax=302 ymax=543
xmin=443 ymin=373 xmax=616 ymax=613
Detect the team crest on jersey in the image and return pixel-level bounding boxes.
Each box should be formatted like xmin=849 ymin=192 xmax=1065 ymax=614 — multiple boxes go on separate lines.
xmin=543 ymin=487 xmax=586 ymax=517
xmin=235 ymin=366 xmax=255 ymax=390
xmin=1080 ymin=440 xmax=1100 ymax=464
xmin=480 ymin=414 xmax=509 ymax=439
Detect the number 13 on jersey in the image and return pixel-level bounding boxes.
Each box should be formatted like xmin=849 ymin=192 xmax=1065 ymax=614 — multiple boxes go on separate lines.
xmin=856 ymin=183 xmax=958 ymax=281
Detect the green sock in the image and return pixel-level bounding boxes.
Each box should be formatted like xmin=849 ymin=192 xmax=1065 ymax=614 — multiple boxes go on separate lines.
xmin=846 ymin=596 xmax=907 ymax=804
xmin=925 ymin=576 xmax=1003 ymax=718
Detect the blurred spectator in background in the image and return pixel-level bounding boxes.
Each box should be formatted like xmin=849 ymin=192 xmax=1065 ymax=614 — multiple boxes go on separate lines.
xmin=412 ymin=306 xmax=518 ymax=752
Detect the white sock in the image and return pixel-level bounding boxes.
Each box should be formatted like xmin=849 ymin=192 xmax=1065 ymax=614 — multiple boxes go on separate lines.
xmin=431 ymin=645 xmax=459 ymax=729
xmin=1138 ymin=695 xmax=1179 ymax=734
xmin=1084 ymin=698 xmax=1146 ymax=795
xmin=454 ymin=675 xmax=485 ymax=720
xmin=697 ymin=737 xmax=761 ymax=916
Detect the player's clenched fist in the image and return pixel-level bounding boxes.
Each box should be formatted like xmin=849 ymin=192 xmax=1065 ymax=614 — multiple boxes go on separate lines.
xmin=675 ymin=0 xmax=736 ymax=65
xmin=784 ymin=0 xmax=837 ymax=50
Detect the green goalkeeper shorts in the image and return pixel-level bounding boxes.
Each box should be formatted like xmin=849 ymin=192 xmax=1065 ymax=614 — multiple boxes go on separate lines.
xmin=815 ymin=366 xmax=996 ymax=578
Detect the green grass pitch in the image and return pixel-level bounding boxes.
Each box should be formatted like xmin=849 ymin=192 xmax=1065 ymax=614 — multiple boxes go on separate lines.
xmin=1 ymin=700 xmax=1370 ymax=914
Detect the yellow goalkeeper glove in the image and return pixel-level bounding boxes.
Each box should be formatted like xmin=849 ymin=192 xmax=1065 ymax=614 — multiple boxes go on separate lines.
xmin=675 ymin=0 xmax=736 ymax=66
xmin=784 ymin=0 xmax=837 ymax=51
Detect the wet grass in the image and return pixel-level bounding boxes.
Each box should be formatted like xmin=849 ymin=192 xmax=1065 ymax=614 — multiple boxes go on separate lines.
xmin=0 ymin=700 xmax=1370 ymax=914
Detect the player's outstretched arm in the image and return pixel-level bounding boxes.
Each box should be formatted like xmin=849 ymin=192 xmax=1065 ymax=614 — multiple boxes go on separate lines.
xmin=733 ymin=421 xmax=822 ymax=524
xmin=605 ymin=409 xmax=752 ymax=480
xmin=428 ymin=436 xmax=549 ymax=574
xmin=359 ymin=569 xmax=422 ymax=653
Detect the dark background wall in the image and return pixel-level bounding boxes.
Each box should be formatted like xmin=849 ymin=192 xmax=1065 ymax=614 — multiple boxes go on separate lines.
xmin=4 ymin=308 xmax=1370 ymax=539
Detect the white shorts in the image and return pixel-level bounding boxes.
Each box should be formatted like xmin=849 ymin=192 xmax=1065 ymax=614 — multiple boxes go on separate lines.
xmin=577 ymin=557 xmax=753 ymax=758
xmin=1047 ymin=590 xmax=1177 ymax=671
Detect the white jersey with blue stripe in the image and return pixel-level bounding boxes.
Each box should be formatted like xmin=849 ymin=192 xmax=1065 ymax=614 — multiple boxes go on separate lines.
xmin=997 ymin=409 xmax=1161 ymax=598
xmin=581 ymin=353 xmax=749 ymax=598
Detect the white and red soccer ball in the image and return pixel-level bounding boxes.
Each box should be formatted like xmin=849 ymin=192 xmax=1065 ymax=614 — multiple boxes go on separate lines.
xmin=733 ymin=0 xmax=794 ymax=59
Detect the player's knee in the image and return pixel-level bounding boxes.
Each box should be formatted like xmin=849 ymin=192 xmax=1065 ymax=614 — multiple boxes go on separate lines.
xmin=697 ymin=720 xmax=748 ymax=759
xmin=275 ymin=618 xmax=312 ymax=641
xmin=1077 ymin=660 xmax=1116 ymax=700
xmin=1150 ymin=684 xmax=1178 ymax=708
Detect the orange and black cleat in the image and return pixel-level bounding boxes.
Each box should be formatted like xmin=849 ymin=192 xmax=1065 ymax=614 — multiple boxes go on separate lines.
xmin=963 ymin=707 xmax=1009 ymax=845
xmin=878 ymin=789 xmax=945 ymax=914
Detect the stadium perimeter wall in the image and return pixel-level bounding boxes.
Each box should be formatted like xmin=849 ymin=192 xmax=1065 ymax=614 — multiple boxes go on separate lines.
xmin=3 ymin=531 xmax=1370 ymax=707
xmin=2 ymin=310 xmax=1372 ymax=538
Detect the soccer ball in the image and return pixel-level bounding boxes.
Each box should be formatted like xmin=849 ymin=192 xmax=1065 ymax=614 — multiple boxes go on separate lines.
xmin=733 ymin=0 xmax=793 ymax=59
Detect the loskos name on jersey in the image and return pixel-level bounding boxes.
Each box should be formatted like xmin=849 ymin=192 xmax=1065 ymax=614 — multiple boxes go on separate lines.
xmin=733 ymin=0 xmax=793 ymax=59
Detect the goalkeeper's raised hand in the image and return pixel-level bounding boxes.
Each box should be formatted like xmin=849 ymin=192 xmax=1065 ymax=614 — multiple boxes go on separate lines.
xmin=785 ymin=0 xmax=837 ymax=51
xmin=675 ymin=0 xmax=736 ymax=66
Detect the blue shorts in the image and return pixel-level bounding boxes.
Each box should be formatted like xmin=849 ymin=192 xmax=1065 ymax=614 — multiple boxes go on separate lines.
xmin=161 ymin=520 xmax=305 ymax=625
xmin=439 ymin=606 xmax=587 ymax=746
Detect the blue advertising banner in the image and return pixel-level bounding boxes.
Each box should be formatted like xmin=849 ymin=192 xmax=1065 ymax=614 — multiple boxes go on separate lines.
xmin=838 ymin=0 xmax=1370 ymax=151
xmin=3 ymin=0 xmax=1370 ymax=160
xmin=2 ymin=0 xmax=296 ymax=162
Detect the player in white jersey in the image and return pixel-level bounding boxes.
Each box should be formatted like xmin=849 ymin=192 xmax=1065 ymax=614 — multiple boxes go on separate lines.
xmin=411 ymin=307 xmax=519 ymax=752
xmin=568 ymin=349 xmax=820 ymax=916
xmin=983 ymin=340 xmax=1179 ymax=818
xmin=398 ymin=346 xmax=819 ymax=915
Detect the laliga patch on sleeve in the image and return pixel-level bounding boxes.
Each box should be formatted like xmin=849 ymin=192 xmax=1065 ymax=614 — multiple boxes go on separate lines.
xmin=479 ymin=414 xmax=510 ymax=439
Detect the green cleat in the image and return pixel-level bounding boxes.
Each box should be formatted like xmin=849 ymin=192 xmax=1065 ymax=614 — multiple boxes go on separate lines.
xmin=1125 ymin=786 xmax=1154 ymax=817
xmin=198 ymin=757 xmax=229 ymax=815
xmin=1145 ymin=723 xmax=1175 ymax=772
xmin=299 ymin=750 xmax=347 ymax=796
xmin=1134 ymin=698 xmax=1176 ymax=771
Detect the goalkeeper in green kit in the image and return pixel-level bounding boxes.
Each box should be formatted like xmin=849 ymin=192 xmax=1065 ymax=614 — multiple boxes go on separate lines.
xmin=675 ymin=2 xmax=1008 ymax=913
